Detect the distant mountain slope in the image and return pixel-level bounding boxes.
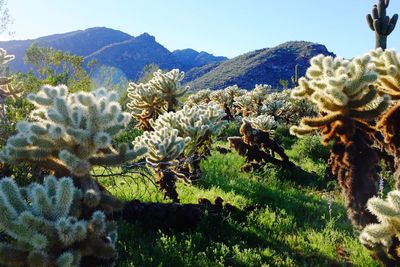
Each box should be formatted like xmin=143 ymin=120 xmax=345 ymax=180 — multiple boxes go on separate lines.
xmin=0 ymin=27 xmax=227 ymax=80
xmin=84 ymin=33 xmax=181 ymax=80
xmin=185 ymin=41 xmax=335 ymax=90
xmin=0 ymin=27 xmax=132 ymax=73
xmin=172 ymin=49 xmax=227 ymax=71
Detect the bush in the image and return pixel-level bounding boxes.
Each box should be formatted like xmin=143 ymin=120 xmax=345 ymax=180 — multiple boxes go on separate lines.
xmin=219 ymin=121 xmax=240 ymax=139
xmin=273 ymin=125 xmax=297 ymax=150
xmin=290 ymin=135 xmax=330 ymax=163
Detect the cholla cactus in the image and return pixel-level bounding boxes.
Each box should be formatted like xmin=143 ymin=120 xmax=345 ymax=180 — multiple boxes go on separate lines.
xmin=290 ymin=54 xmax=390 ymax=227
xmin=369 ymin=48 xmax=400 ymax=99
xmin=134 ymin=128 xmax=189 ymax=202
xmin=134 ymin=104 xmax=227 ymax=200
xmin=370 ymin=48 xmax=400 ymax=190
xmin=0 ymin=175 xmax=118 ymax=267
xmin=233 ymin=84 xmax=272 ymax=117
xmin=233 ymin=94 xmax=259 ymax=117
xmin=134 ymin=127 xmax=189 ymax=165
xmin=290 ymin=55 xmax=389 ymax=137
xmin=0 ymin=49 xmax=22 ymax=124
xmin=0 ymin=85 xmax=147 ymax=211
xmin=360 ymin=190 xmax=400 ymax=264
xmin=126 ymin=82 xmax=166 ymax=130
xmin=186 ymin=89 xmax=212 ymax=106
xmin=151 ymin=104 xmax=227 ymax=153
xmin=247 ymin=115 xmax=278 ymax=135
xmin=150 ymin=69 xmax=188 ymax=112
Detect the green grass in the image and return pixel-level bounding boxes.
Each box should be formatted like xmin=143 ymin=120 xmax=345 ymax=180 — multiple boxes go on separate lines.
xmin=106 ymin=145 xmax=378 ymax=266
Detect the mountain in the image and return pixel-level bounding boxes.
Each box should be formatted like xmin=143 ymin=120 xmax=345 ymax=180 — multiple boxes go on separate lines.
xmin=172 ymin=49 xmax=227 ymax=71
xmin=0 ymin=27 xmax=227 ymax=80
xmin=0 ymin=27 xmax=133 ymax=73
xmin=184 ymin=41 xmax=335 ymax=90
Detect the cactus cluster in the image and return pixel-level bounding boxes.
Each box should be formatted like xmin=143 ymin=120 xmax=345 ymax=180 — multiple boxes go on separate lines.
xmin=151 ymin=104 xmax=227 ymax=153
xmin=133 ymin=104 xmax=226 ymax=201
xmin=127 ymin=69 xmax=188 ymax=130
xmin=366 ymin=0 xmax=398 ymax=49
xmin=0 ymin=175 xmax=117 ymax=267
xmin=0 ymin=85 xmax=146 ymax=211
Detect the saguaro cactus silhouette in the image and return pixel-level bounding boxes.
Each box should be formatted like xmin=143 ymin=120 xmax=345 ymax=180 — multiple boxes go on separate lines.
xmin=291 ymin=54 xmax=390 ymax=227
xmin=366 ymin=0 xmax=398 ymax=50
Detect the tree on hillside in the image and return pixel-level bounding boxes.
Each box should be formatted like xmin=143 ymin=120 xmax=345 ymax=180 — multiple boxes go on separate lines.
xmin=23 ymin=43 xmax=92 ymax=92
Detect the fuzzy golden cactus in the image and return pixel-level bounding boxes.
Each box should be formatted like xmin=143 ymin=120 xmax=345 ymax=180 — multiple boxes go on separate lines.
xmin=290 ymin=54 xmax=390 ymax=227
xmin=0 ymin=85 xmax=147 ymax=212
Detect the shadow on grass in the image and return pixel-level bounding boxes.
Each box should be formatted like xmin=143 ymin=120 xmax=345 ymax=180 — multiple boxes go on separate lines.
xmin=116 ymin=214 xmax=349 ymax=267
xmin=198 ymin=152 xmax=352 ymax=233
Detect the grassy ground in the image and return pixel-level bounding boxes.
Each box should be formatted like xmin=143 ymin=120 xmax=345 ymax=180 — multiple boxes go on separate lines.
xmin=107 ymin=139 xmax=379 ymax=267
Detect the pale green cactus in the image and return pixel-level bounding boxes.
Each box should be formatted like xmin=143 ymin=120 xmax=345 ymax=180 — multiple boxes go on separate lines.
xmin=233 ymin=94 xmax=259 ymax=117
xmin=290 ymin=54 xmax=390 ymax=136
xmin=133 ymin=127 xmax=189 ymax=165
xmin=360 ymin=191 xmax=400 ymax=248
xmin=133 ymin=104 xmax=226 ymax=201
xmin=0 ymin=85 xmax=147 ymax=210
xmin=0 ymin=48 xmax=22 ymax=125
xmin=246 ymin=115 xmax=278 ymax=135
xmin=150 ymin=69 xmax=189 ymax=111
xmin=233 ymin=84 xmax=272 ymax=117
xmin=126 ymin=82 xmax=166 ymax=130
xmin=186 ymin=89 xmax=212 ymax=106
xmin=0 ymin=175 xmax=118 ymax=267
xmin=0 ymin=85 xmax=146 ymax=175
xmin=0 ymin=48 xmax=15 ymax=65
xmin=150 ymin=104 xmax=227 ymax=153
xmin=369 ymin=48 xmax=400 ymax=99
xmin=133 ymin=128 xmax=189 ymax=202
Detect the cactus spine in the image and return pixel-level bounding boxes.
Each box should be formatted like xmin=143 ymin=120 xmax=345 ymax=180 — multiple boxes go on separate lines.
xmin=366 ymin=0 xmax=398 ymax=50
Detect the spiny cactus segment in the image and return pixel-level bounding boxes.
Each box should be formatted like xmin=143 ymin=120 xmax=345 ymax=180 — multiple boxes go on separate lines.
xmin=0 ymin=175 xmax=117 ymax=267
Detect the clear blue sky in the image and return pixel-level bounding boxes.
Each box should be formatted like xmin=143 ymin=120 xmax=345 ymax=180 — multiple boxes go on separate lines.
xmin=4 ymin=0 xmax=400 ymax=58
